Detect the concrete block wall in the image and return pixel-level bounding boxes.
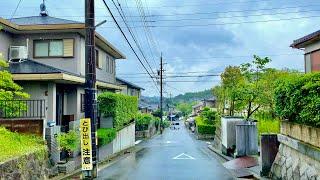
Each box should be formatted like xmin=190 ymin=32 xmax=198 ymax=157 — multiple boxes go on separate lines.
xmin=45 ymin=126 xmax=61 ymax=164
xmin=113 ymin=123 xmax=135 ymax=154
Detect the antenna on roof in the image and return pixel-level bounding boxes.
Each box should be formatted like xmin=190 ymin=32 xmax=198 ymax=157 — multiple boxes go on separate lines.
xmin=40 ymin=0 xmax=48 ymax=17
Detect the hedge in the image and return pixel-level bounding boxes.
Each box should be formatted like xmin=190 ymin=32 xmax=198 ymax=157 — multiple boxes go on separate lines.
xmin=136 ymin=113 xmax=155 ymax=131
xmin=195 ymin=116 xmax=216 ymax=135
xmin=274 ymin=72 xmax=320 ymax=127
xmin=98 ymin=92 xmax=138 ymax=130
xmin=97 ymin=128 xmax=116 ymax=146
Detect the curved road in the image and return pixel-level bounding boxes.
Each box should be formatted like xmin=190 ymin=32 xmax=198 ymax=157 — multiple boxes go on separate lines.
xmin=98 ymin=122 xmax=234 ymax=180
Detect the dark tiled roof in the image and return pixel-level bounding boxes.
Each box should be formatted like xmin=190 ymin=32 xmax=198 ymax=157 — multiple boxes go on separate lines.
xmin=9 ymin=59 xmax=79 ymax=77
xmin=291 ymin=29 xmax=320 ymax=48
xmin=116 ymin=77 xmax=144 ymax=90
xmin=7 ymin=16 xmax=81 ymax=25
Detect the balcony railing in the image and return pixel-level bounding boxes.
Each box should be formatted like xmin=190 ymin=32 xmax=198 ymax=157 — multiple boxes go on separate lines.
xmin=0 ymin=100 xmax=45 ymax=119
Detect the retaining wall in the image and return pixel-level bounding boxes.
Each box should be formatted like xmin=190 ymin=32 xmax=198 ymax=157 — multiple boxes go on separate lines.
xmin=270 ymin=122 xmax=320 ymax=180
xmin=0 ymin=148 xmax=49 ymax=180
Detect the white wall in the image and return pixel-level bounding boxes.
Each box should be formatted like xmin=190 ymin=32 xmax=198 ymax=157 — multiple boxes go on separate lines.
xmin=304 ymin=41 xmax=320 ymax=54
xmin=112 ymin=123 xmax=135 ymax=154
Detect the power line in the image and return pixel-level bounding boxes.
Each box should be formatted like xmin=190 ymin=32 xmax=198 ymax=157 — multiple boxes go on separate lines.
xmin=101 ymin=0 xmax=160 ymax=93
xmin=9 ymin=0 xmax=22 ymax=21
xmin=99 ymin=15 xmax=320 ymax=28
xmin=110 ymin=0 xmax=157 ymax=77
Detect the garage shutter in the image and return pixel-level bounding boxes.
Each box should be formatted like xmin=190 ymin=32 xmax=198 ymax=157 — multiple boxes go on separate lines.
xmin=63 ymin=39 xmax=74 ymax=57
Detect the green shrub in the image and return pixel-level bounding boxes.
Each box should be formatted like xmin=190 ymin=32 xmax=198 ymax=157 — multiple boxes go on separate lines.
xmin=98 ymin=92 xmax=138 ymax=130
xmin=136 ymin=113 xmax=157 ymax=131
xmin=274 ymin=73 xmax=320 ymax=127
xmin=97 ymin=128 xmax=116 ymax=146
xmin=200 ymin=107 xmax=217 ymax=124
xmin=0 ymin=127 xmax=47 ymax=162
xmin=57 ymin=130 xmax=80 ymax=152
xmin=195 ymin=116 xmax=216 ymax=135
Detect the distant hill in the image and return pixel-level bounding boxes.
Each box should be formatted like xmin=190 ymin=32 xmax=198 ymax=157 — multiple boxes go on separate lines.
xmin=172 ymin=89 xmax=213 ymax=104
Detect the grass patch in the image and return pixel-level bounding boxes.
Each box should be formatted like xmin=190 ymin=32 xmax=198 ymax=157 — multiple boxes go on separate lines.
xmin=257 ymin=118 xmax=280 ymax=140
xmin=0 ymin=127 xmax=46 ymax=162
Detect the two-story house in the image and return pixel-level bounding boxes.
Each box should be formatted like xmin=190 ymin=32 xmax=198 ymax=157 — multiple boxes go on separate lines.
xmin=0 ymin=13 xmax=125 ymax=132
xmin=116 ymin=77 xmax=144 ymax=99
xmin=291 ymin=30 xmax=320 ymax=73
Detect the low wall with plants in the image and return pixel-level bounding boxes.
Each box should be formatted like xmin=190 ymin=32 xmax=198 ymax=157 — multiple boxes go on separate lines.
xmin=135 ymin=113 xmax=158 ymax=138
xmin=0 ymin=127 xmax=48 ymax=179
xmin=270 ymin=72 xmax=320 ymax=179
xmin=98 ymin=92 xmax=138 ymax=130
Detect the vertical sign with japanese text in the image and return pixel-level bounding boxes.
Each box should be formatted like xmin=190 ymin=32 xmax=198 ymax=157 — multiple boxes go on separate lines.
xmin=80 ymin=118 xmax=93 ymax=170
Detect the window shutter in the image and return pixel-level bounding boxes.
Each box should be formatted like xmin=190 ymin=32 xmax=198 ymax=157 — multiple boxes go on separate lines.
xmin=63 ymin=39 xmax=74 ymax=57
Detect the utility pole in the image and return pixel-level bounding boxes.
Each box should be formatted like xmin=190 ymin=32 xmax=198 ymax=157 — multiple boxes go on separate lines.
xmin=159 ymin=53 xmax=163 ymax=134
xmin=84 ymin=0 xmax=97 ymax=178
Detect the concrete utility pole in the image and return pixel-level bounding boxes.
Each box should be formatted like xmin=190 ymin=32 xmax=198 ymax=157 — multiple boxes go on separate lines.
xmin=84 ymin=0 xmax=98 ymax=178
xmin=160 ymin=53 xmax=163 ymax=134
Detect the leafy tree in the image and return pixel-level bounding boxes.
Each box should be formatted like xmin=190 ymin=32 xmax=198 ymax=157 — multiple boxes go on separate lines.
xmin=220 ymin=66 xmax=244 ymax=116
xmin=0 ymin=54 xmax=29 ymax=100
xmin=238 ymin=55 xmax=271 ymax=119
xmin=176 ymin=102 xmax=194 ymax=117
xmin=0 ymin=54 xmax=29 ymax=117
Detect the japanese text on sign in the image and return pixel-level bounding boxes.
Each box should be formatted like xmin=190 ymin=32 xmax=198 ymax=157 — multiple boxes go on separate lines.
xmin=80 ymin=118 xmax=93 ymax=170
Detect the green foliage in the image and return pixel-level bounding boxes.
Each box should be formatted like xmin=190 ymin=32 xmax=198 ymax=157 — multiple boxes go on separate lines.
xmin=135 ymin=113 xmax=158 ymax=131
xmin=0 ymin=127 xmax=46 ymax=162
xmin=98 ymin=92 xmax=138 ymax=130
xmin=195 ymin=116 xmax=216 ymax=135
xmin=274 ymin=72 xmax=320 ymax=127
xmin=0 ymin=54 xmax=30 ymax=117
xmin=97 ymin=128 xmax=116 ymax=146
xmin=57 ymin=130 xmax=80 ymax=152
xmin=176 ymin=102 xmax=194 ymax=117
xmin=151 ymin=109 xmax=162 ymax=118
xmin=199 ymin=107 xmax=217 ymax=124
xmin=171 ymin=89 xmax=213 ymax=104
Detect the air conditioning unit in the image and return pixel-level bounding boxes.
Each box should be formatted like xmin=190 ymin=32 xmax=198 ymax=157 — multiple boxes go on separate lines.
xmin=9 ymin=46 xmax=28 ymax=61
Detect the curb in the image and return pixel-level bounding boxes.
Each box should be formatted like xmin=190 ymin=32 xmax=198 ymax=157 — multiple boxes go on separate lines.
xmin=52 ymin=146 xmax=144 ymax=180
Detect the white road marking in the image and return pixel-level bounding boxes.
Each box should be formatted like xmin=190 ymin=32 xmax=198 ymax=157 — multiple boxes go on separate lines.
xmin=135 ymin=140 xmax=142 ymax=145
xmin=172 ymin=153 xmax=195 ymax=160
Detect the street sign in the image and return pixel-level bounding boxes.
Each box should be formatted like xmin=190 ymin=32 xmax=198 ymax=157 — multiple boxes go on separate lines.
xmin=80 ymin=118 xmax=93 ymax=170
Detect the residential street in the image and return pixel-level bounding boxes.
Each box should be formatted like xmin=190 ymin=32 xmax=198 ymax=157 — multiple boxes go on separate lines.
xmin=97 ymin=122 xmax=234 ymax=180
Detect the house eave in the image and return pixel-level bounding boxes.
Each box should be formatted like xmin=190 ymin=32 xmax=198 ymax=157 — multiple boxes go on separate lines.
xmin=0 ymin=17 xmax=126 ymax=60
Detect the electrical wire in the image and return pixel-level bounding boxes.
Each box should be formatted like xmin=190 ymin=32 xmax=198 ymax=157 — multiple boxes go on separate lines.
xmin=101 ymin=0 xmax=160 ymax=93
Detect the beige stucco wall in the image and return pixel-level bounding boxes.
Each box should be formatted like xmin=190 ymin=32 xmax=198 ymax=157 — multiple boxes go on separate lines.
xmin=0 ymin=31 xmax=12 ymax=60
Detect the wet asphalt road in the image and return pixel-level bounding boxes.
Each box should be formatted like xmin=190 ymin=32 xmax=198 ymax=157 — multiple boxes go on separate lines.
xmin=98 ymin=121 xmax=234 ymax=180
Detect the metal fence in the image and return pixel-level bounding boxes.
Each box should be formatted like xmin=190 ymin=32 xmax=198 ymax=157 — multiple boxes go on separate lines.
xmin=0 ymin=100 xmax=46 ymax=119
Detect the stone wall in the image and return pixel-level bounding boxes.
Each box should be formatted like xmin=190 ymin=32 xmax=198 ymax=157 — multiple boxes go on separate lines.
xmin=270 ymin=134 xmax=320 ymax=180
xmin=0 ymin=149 xmax=49 ymax=179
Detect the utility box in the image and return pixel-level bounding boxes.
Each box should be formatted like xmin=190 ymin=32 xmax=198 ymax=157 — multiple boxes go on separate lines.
xmin=235 ymin=121 xmax=258 ymax=157
xmin=221 ymin=116 xmax=244 ymax=155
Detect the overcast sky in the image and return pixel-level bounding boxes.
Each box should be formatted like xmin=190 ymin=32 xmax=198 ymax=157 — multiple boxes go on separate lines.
xmin=2 ymin=0 xmax=319 ymax=96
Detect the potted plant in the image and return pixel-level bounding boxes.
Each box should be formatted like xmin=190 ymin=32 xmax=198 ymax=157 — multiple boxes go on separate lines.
xmin=57 ymin=130 xmax=80 ymax=162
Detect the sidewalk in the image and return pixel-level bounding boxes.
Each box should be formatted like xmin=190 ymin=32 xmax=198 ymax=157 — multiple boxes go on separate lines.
xmin=51 ymin=144 xmax=144 ymax=180
xmin=208 ymin=145 xmax=269 ymax=180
